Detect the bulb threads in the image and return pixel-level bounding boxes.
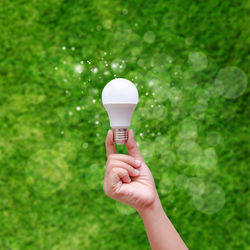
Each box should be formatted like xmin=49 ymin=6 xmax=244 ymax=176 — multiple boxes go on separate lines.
xmin=113 ymin=128 xmax=128 ymax=145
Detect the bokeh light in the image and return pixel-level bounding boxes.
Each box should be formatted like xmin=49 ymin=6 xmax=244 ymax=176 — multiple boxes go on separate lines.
xmin=188 ymin=51 xmax=208 ymax=72
xmin=215 ymin=66 xmax=247 ymax=99
xmin=192 ymin=182 xmax=225 ymax=214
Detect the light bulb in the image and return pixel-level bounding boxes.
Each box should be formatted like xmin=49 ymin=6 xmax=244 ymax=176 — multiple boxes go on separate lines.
xmin=102 ymin=78 xmax=139 ymax=145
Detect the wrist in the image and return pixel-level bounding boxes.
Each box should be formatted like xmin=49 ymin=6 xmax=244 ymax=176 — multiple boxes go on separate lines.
xmin=137 ymin=194 xmax=164 ymax=220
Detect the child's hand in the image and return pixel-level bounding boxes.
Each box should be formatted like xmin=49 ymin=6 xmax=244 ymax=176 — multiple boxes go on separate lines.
xmin=103 ymin=129 xmax=158 ymax=213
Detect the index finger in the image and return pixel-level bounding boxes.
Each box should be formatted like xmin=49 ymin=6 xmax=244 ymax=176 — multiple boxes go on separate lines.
xmin=105 ymin=130 xmax=116 ymax=157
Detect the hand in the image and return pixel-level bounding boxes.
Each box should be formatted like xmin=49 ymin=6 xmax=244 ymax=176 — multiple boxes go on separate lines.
xmin=103 ymin=129 xmax=158 ymax=213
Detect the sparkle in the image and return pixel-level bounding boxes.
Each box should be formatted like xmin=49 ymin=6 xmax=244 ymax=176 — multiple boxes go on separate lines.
xmin=74 ymin=64 xmax=83 ymax=74
xmin=95 ymin=121 xmax=99 ymax=124
xmin=76 ymin=106 xmax=81 ymax=111
xmin=62 ymin=46 xmax=66 ymax=50
xmin=111 ymin=63 xmax=118 ymax=70
xmin=71 ymin=47 xmax=75 ymax=51
xmin=92 ymin=67 xmax=98 ymax=74
xmin=92 ymin=99 xmax=96 ymax=103
xmin=139 ymin=133 xmax=143 ymax=137
xmin=54 ymin=66 xmax=58 ymax=70
xmin=68 ymin=111 xmax=73 ymax=116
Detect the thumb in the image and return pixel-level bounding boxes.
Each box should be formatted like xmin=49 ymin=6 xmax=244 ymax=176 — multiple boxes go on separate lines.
xmin=125 ymin=130 xmax=143 ymax=161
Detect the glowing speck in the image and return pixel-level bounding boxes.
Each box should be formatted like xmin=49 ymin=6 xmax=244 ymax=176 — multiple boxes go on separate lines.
xmin=74 ymin=64 xmax=83 ymax=74
xmin=68 ymin=111 xmax=73 ymax=116
xmin=62 ymin=46 xmax=66 ymax=50
xmin=76 ymin=106 xmax=81 ymax=111
xmin=54 ymin=66 xmax=58 ymax=70
xmin=111 ymin=63 xmax=118 ymax=70
xmin=92 ymin=67 xmax=98 ymax=74
xmin=92 ymin=99 xmax=96 ymax=103
xmin=95 ymin=121 xmax=99 ymax=125
xmin=139 ymin=133 xmax=143 ymax=137
xmin=80 ymin=61 xmax=84 ymax=64
xmin=71 ymin=47 xmax=75 ymax=51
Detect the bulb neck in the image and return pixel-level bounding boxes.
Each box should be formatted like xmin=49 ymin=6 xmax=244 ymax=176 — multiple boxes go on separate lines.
xmin=113 ymin=128 xmax=128 ymax=145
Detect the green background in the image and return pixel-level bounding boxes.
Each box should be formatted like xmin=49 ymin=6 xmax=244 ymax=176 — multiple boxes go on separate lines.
xmin=0 ymin=0 xmax=249 ymax=249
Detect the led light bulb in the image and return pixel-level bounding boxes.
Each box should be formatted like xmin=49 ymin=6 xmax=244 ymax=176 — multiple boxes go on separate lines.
xmin=102 ymin=78 xmax=139 ymax=145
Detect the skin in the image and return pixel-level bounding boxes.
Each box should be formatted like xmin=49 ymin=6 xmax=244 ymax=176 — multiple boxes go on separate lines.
xmin=103 ymin=129 xmax=188 ymax=250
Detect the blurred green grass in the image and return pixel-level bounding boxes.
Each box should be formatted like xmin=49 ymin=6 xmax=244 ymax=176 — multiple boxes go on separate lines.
xmin=0 ymin=0 xmax=249 ymax=249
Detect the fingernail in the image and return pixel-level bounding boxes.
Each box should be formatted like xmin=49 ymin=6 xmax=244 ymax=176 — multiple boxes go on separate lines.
xmin=135 ymin=160 xmax=141 ymax=166
xmin=134 ymin=169 xmax=140 ymax=175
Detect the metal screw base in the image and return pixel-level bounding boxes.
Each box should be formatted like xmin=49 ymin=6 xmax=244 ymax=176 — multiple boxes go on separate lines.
xmin=113 ymin=128 xmax=128 ymax=145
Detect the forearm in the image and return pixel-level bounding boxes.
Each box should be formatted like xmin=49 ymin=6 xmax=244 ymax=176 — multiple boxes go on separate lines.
xmin=138 ymin=195 xmax=188 ymax=250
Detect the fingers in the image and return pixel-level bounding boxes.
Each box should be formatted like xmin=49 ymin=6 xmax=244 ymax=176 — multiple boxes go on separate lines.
xmin=107 ymin=154 xmax=142 ymax=169
xmin=125 ymin=130 xmax=143 ymax=161
xmin=105 ymin=130 xmax=116 ymax=157
xmin=103 ymin=167 xmax=131 ymax=197
xmin=113 ymin=168 xmax=131 ymax=184
xmin=107 ymin=160 xmax=140 ymax=177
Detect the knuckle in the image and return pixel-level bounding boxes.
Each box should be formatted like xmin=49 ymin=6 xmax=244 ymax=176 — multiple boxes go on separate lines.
xmin=107 ymin=159 xmax=116 ymax=168
xmin=110 ymin=168 xmax=117 ymax=175
xmin=108 ymin=154 xmax=115 ymax=160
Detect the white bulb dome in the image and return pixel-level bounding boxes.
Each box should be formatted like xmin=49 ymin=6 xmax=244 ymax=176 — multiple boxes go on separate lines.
xmin=102 ymin=78 xmax=139 ymax=104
